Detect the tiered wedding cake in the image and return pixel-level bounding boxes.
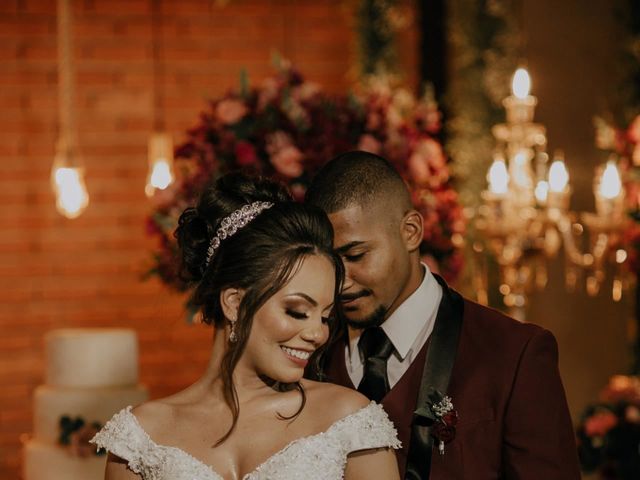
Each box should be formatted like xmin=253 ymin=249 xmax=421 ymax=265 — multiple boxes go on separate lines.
xmin=23 ymin=329 xmax=148 ymax=480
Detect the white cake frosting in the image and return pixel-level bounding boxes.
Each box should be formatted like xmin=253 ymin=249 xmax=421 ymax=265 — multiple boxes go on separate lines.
xmin=24 ymin=440 xmax=107 ymax=480
xmin=34 ymin=384 xmax=148 ymax=443
xmin=24 ymin=328 xmax=149 ymax=480
xmin=45 ymin=329 xmax=139 ymax=388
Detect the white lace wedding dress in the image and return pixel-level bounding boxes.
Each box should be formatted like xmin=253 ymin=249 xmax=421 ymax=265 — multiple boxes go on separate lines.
xmin=90 ymin=401 xmax=400 ymax=479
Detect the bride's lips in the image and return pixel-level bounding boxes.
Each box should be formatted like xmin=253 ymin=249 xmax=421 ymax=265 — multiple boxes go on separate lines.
xmin=280 ymin=346 xmax=313 ymax=367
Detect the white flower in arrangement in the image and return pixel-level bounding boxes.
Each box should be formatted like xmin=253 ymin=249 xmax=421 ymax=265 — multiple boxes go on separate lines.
xmin=432 ymin=395 xmax=454 ymax=419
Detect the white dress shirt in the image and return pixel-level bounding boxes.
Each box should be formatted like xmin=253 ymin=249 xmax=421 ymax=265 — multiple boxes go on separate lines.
xmin=346 ymin=264 xmax=443 ymax=388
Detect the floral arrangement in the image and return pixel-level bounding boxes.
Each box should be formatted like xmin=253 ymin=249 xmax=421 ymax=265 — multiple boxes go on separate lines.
xmin=577 ymin=375 xmax=640 ymax=479
xmin=594 ymin=114 xmax=640 ymax=275
xmin=146 ymin=62 xmax=464 ymax=294
xmin=58 ymin=415 xmax=104 ymax=457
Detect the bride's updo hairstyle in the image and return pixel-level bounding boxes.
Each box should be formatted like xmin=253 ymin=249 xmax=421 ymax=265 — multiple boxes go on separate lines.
xmin=175 ymin=172 xmax=344 ymax=442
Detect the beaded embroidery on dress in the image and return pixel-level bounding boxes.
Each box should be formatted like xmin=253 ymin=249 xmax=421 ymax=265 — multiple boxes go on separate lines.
xmin=90 ymin=401 xmax=400 ymax=480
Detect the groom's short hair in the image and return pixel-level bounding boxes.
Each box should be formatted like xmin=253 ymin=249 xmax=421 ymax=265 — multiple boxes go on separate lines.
xmin=305 ymin=150 xmax=411 ymax=213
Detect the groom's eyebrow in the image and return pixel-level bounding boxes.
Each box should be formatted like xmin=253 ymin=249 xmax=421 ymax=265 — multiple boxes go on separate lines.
xmin=335 ymin=241 xmax=365 ymax=254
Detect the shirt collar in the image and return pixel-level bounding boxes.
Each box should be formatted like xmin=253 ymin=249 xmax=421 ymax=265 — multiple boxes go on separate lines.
xmin=381 ymin=264 xmax=441 ymax=360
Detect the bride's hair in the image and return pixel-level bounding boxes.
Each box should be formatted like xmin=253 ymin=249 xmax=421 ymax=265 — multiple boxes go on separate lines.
xmin=175 ymin=172 xmax=344 ymax=443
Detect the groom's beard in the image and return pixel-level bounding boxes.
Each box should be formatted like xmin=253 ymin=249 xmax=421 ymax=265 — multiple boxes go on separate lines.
xmin=344 ymin=304 xmax=387 ymax=330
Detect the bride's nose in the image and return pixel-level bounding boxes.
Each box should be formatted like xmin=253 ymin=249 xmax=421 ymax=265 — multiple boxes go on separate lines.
xmin=300 ymin=318 xmax=326 ymax=346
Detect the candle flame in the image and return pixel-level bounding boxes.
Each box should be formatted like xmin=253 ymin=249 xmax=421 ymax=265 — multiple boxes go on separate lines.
xmin=512 ymin=68 xmax=531 ymax=99
xmin=548 ymin=160 xmax=569 ymax=192
xmin=488 ymin=158 xmax=509 ymax=195
xmin=53 ymin=167 xmax=89 ymax=218
xmin=599 ymin=161 xmax=622 ymax=199
xmin=535 ymin=180 xmax=549 ymax=203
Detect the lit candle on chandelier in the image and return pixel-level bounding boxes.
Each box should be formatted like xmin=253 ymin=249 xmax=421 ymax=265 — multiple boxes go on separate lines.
xmin=547 ymin=151 xmax=571 ymax=210
xmin=484 ymin=155 xmax=509 ymax=218
xmin=595 ymin=159 xmax=623 ymax=217
xmin=488 ymin=156 xmax=509 ymax=196
xmin=504 ymin=67 xmax=537 ymax=124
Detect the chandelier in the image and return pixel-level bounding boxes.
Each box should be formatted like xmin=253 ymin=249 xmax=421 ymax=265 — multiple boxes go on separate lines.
xmin=472 ymin=67 xmax=629 ymax=320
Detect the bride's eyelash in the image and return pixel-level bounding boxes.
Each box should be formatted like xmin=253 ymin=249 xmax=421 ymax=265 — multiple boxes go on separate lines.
xmin=286 ymin=309 xmax=309 ymax=320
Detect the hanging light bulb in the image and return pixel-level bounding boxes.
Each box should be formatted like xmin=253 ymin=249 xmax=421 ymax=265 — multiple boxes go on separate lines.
xmin=145 ymin=132 xmax=174 ymax=197
xmin=145 ymin=1 xmax=174 ymax=198
xmin=51 ymin=142 xmax=89 ymax=218
xmin=53 ymin=0 xmax=88 ymax=218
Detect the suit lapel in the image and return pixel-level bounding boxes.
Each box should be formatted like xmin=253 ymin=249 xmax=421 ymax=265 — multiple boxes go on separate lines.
xmin=405 ymin=274 xmax=464 ymax=479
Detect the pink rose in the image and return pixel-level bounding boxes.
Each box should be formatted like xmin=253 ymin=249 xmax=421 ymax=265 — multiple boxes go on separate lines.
xmin=292 ymin=82 xmax=320 ymax=102
xmin=357 ymin=134 xmax=382 ymax=154
xmin=234 ymin=141 xmax=258 ymax=166
xmin=408 ymin=150 xmax=430 ymax=185
xmin=584 ymin=410 xmax=618 ymax=437
xmin=271 ymin=145 xmax=304 ymax=178
xmin=257 ymin=78 xmax=279 ymax=111
xmin=628 ymin=115 xmax=640 ymax=143
xmin=408 ymin=139 xmax=448 ymax=187
xmin=216 ymin=99 xmax=248 ymax=125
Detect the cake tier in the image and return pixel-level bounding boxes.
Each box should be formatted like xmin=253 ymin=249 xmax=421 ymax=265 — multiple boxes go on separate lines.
xmin=23 ymin=440 xmax=106 ymax=480
xmin=46 ymin=328 xmax=139 ymax=387
xmin=34 ymin=384 xmax=148 ymax=443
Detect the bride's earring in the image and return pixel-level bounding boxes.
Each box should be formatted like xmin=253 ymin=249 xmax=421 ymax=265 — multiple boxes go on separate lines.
xmin=229 ymin=319 xmax=238 ymax=343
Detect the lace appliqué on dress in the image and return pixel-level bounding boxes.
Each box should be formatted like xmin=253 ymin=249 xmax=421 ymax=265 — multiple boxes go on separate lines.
xmin=90 ymin=401 xmax=400 ymax=480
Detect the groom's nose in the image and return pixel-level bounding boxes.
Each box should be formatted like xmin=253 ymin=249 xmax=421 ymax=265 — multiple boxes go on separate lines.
xmin=341 ymin=266 xmax=355 ymax=293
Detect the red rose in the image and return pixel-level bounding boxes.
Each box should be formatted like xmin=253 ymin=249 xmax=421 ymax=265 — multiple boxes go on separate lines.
xmin=234 ymin=141 xmax=258 ymax=166
xmin=442 ymin=410 xmax=458 ymax=427
xmin=432 ymin=410 xmax=458 ymax=445
xmin=432 ymin=420 xmax=456 ymax=444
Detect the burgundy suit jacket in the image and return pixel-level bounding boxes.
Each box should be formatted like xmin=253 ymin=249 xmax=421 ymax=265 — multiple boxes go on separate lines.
xmin=324 ymin=276 xmax=580 ymax=479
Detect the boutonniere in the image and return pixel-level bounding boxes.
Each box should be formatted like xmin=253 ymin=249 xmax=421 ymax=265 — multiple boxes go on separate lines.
xmin=414 ymin=389 xmax=458 ymax=455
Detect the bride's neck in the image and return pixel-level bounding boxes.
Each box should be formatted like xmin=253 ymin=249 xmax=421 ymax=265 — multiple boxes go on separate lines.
xmin=196 ymin=327 xmax=276 ymax=401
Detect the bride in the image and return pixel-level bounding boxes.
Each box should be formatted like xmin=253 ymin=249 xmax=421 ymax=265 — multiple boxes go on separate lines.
xmin=91 ymin=173 xmax=401 ymax=479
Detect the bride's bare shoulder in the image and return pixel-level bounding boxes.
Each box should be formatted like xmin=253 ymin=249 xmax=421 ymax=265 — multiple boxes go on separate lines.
xmin=302 ymin=380 xmax=371 ymax=422
xmin=129 ymin=395 xmax=185 ymax=440
xmin=131 ymin=381 xmax=203 ymax=427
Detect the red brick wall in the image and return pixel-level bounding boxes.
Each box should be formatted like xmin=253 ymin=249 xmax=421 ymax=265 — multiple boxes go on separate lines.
xmin=0 ymin=0 xmax=417 ymax=477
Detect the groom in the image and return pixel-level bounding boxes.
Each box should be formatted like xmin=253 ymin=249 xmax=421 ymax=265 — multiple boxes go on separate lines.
xmin=305 ymin=151 xmax=580 ymax=479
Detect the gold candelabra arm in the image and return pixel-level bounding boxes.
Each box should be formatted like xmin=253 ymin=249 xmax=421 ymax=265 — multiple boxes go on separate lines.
xmin=554 ymin=213 xmax=594 ymax=268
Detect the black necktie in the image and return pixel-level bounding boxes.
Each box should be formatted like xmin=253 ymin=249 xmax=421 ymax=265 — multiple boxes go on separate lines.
xmin=357 ymin=327 xmax=395 ymax=402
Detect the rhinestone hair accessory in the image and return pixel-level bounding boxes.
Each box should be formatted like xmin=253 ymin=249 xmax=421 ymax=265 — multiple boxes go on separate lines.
xmin=205 ymin=201 xmax=274 ymax=267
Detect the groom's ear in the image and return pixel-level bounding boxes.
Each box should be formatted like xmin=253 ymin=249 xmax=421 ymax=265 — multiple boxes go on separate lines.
xmin=220 ymin=288 xmax=245 ymax=321
xmin=401 ymin=210 xmax=424 ymax=252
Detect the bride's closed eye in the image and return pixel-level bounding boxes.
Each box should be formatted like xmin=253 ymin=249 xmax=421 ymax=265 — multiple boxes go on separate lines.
xmin=286 ymin=309 xmax=309 ymax=320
